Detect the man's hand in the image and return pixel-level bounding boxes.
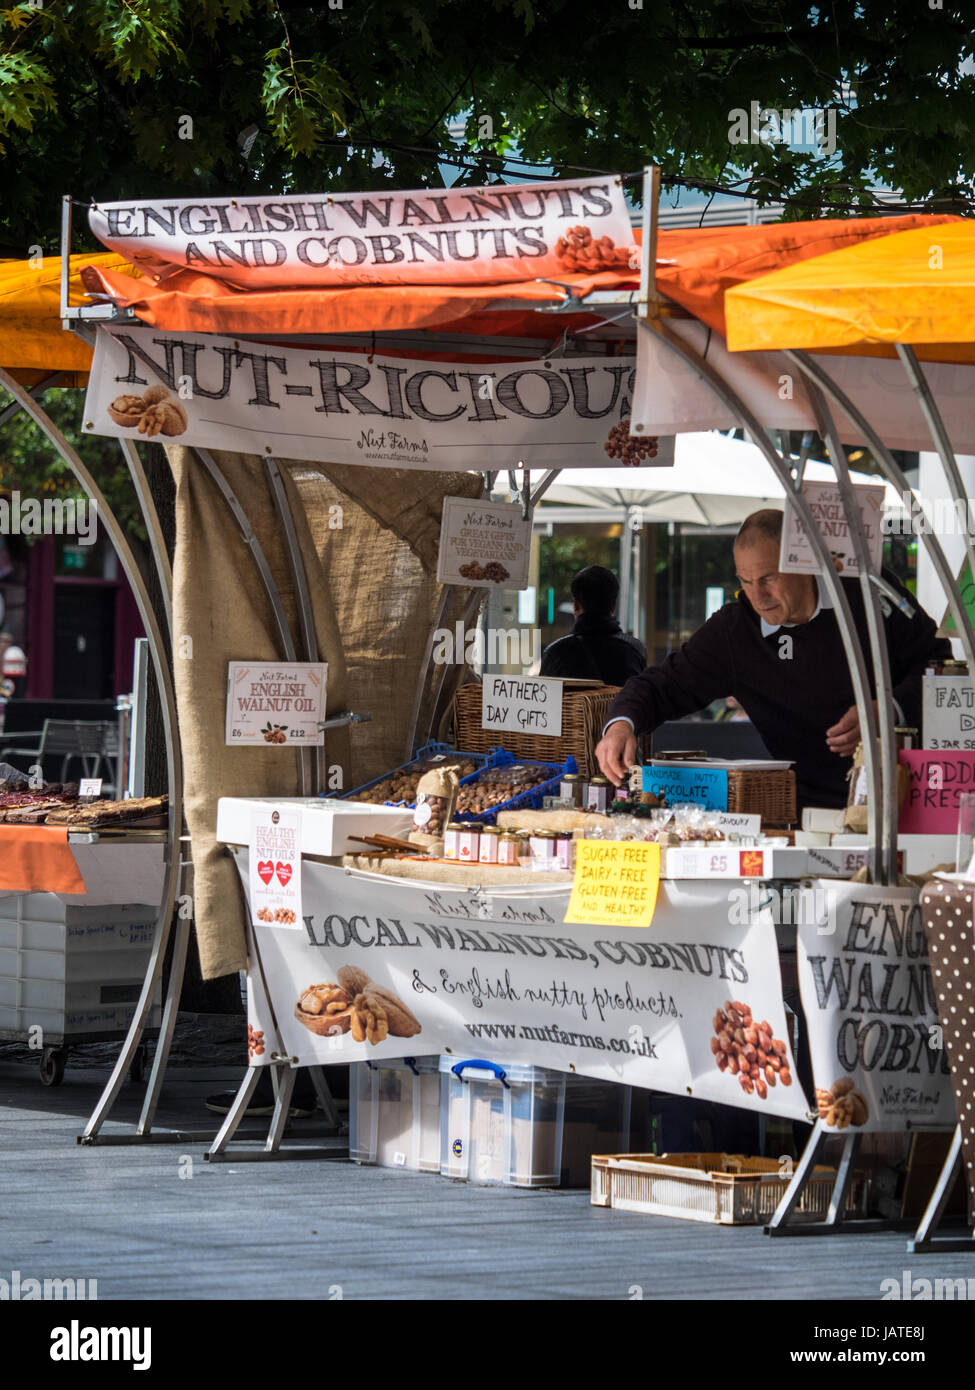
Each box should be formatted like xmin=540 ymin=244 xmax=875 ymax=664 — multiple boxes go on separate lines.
xmin=826 ymin=701 xmax=879 ymax=758
xmin=595 ymin=720 xmax=637 ymax=785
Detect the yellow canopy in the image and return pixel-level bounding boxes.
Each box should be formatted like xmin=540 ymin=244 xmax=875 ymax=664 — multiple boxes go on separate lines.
xmin=0 ymin=253 xmax=136 ymax=385
xmin=725 ymin=221 xmax=975 ymax=362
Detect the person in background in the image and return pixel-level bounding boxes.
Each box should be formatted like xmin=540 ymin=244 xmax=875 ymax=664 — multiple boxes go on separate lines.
xmin=595 ymin=509 xmax=949 ymax=811
xmin=540 ymin=565 xmax=647 ymax=685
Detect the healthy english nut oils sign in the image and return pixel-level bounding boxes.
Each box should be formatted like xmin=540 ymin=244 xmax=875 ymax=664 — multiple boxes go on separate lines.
xmin=88 ymin=177 xmax=637 ymax=288
xmin=796 ymin=882 xmax=955 ymax=1132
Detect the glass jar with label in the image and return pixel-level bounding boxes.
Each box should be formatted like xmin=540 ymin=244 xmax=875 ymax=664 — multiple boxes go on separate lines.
xmin=587 ymin=776 xmax=612 ymax=813
xmin=529 ymin=829 xmax=558 ymax=864
xmin=443 ymin=823 xmax=464 ymax=860
xmin=498 ymin=832 xmax=520 ymax=866
xmin=560 ymin=773 xmax=584 ymax=806
xmin=479 ymin=825 xmax=501 ymax=863
xmin=457 ymin=823 xmax=481 ymax=862
xmin=555 ymin=830 xmax=574 ymax=870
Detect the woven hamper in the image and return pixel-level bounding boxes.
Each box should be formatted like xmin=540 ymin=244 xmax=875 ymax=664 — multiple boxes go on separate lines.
xmin=453 ymin=684 xmax=620 ymax=779
xmin=725 ymin=769 xmax=796 ymax=826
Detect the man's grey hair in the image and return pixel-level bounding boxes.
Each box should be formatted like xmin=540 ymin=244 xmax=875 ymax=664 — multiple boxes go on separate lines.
xmin=734 ymin=509 xmax=784 ymax=549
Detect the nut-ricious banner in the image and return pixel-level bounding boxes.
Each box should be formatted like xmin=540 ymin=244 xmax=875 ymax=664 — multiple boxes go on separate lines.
xmin=84 ymin=326 xmax=641 ymax=471
xmin=796 ymin=881 xmax=956 ymax=1133
xmin=88 ymin=178 xmax=637 ymax=289
xmin=238 ymin=854 xmax=810 ymax=1117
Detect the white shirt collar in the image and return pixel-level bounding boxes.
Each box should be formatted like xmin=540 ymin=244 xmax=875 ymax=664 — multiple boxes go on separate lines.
xmin=759 ymin=581 xmax=832 ymax=637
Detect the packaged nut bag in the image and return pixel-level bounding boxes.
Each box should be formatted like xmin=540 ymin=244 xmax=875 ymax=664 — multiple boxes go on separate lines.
xmin=844 ymin=740 xmax=909 ymax=833
xmin=410 ymin=766 xmax=460 ymax=846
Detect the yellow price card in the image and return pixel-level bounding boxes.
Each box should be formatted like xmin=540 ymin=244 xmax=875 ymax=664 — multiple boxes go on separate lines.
xmin=564 ymin=840 xmax=661 ymax=927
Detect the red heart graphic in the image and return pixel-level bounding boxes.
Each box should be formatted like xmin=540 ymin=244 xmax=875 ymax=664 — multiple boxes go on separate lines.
xmin=275 ymin=860 xmax=293 ymax=887
xmin=257 ymin=860 xmax=274 ymax=885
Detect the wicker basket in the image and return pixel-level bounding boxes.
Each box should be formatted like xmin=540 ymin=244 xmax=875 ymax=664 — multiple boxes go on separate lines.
xmin=453 ymin=684 xmax=620 ymax=779
xmin=726 ymin=770 xmax=796 ymax=827
xmin=590 ymin=1152 xmax=868 ymax=1225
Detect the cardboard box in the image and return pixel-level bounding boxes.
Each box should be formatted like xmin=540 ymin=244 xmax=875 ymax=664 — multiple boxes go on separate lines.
xmin=216 ymin=796 xmax=413 ymax=857
xmin=801 ymin=807 xmax=847 ymax=833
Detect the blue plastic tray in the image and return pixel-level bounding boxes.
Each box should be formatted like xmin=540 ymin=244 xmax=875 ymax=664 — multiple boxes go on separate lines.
xmin=453 ymin=751 xmax=578 ymax=825
xmin=339 ymin=742 xmax=490 ymax=807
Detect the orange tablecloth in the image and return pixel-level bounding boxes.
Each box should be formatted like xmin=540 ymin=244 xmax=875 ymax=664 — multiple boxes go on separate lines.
xmin=0 ymin=826 xmax=86 ymax=894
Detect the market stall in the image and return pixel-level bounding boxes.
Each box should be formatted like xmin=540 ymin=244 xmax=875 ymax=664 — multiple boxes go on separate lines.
xmin=20 ymin=171 xmax=972 ymax=1239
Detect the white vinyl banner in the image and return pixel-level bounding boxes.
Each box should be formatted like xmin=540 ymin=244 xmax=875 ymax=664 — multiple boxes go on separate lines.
xmin=88 ymin=178 xmax=637 ymax=289
xmin=83 ymin=326 xmax=641 ymax=471
xmin=796 ymin=881 xmax=955 ymax=1133
xmin=236 ymin=855 xmax=809 ymax=1118
xmin=632 ymin=319 xmax=975 ymax=455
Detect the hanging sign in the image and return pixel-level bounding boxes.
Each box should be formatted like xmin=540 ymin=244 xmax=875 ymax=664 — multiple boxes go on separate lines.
xmin=88 ymin=177 xmax=637 ymax=289
xmin=239 ymin=856 xmax=809 ymax=1119
xmin=481 ymin=674 xmax=563 ymax=737
xmin=922 ymin=674 xmax=975 ymax=749
xmin=796 ymin=881 xmax=955 ymax=1132
xmin=84 ymin=327 xmax=638 ymax=471
xmin=248 ymin=808 xmax=302 ymax=928
xmin=437 ymin=498 xmax=531 ymax=589
xmin=225 ymin=662 xmax=327 ymax=746
xmin=780 ymin=480 xmax=885 ymax=576
xmin=565 ymin=840 xmax=660 ymax=927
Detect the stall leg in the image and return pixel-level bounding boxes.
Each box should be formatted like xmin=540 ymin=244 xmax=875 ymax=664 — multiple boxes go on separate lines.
xmin=206 ymin=1066 xmax=264 ymax=1161
xmin=907 ymin=1125 xmax=975 ymax=1254
xmin=308 ymin=1067 xmax=343 ymax=1131
xmin=265 ymin=1067 xmax=297 ymax=1153
xmin=136 ymin=904 xmax=192 ymax=1135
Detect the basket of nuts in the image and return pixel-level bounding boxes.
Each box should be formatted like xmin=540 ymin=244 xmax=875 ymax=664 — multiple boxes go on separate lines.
xmin=451 ymin=752 xmax=569 ymax=824
xmin=453 ymin=684 xmax=620 ymax=779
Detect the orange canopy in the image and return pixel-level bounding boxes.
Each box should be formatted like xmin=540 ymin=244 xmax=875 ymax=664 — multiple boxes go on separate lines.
xmin=0 ymin=253 xmax=137 ymax=383
xmin=724 ymin=221 xmax=975 ymax=358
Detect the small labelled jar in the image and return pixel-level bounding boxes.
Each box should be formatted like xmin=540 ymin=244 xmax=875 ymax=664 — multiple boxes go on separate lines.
xmin=587 ymin=775 xmax=612 ymax=814
xmin=529 ymin=828 xmax=558 ymax=865
xmin=443 ymin=822 xmax=464 ymax=860
xmin=457 ymin=822 xmax=481 ymax=863
xmin=560 ymin=772 xmax=585 ymax=806
xmin=498 ymin=832 xmax=520 ymax=866
xmin=894 ymin=726 xmax=919 ymax=752
xmin=555 ymin=830 xmax=574 ymax=870
xmin=479 ymin=824 xmax=501 ymax=864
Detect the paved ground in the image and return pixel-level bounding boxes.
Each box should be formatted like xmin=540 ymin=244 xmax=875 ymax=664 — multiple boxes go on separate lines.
xmin=2 ymin=1026 xmax=974 ymax=1302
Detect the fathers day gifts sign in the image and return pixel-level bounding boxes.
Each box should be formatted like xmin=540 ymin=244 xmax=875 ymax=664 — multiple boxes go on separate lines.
xmin=482 ymin=675 xmax=563 ymax=738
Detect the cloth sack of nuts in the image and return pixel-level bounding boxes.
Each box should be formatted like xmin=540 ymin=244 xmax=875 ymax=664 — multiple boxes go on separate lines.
xmin=409 ymin=766 xmax=459 ymax=847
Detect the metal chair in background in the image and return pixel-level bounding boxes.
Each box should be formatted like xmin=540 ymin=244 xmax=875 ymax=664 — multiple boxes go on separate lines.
xmin=0 ymin=718 xmax=118 ymax=793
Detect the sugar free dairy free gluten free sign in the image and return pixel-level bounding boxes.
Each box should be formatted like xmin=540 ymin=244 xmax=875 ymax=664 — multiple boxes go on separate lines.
xmin=84 ymin=327 xmax=647 ymax=471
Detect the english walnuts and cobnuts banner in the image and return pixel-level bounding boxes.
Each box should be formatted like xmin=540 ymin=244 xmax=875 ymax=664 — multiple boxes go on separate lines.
xmin=84 ymin=325 xmax=657 ymax=471
xmin=88 ymin=178 xmax=637 ymax=289
xmin=796 ymin=881 xmax=956 ymax=1133
xmin=237 ymin=855 xmax=810 ymax=1118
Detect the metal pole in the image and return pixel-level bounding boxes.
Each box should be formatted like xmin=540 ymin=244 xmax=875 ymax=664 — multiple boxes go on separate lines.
xmin=802 ymin=380 xmax=892 ymax=884
xmin=0 ymin=368 xmax=185 ymax=1142
xmin=645 ymin=321 xmax=881 ymax=850
xmin=789 ymin=349 xmax=975 ymax=676
xmin=896 ymin=344 xmax=975 ymax=610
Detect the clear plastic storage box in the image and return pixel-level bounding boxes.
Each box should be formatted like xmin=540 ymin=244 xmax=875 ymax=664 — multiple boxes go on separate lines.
xmin=349 ymin=1056 xmax=441 ymax=1173
xmin=439 ymin=1058 xmax=634 ymax=1188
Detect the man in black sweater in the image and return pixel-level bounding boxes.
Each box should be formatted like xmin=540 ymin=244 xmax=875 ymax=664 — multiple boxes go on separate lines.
xmin=596 ymin=510 xmax=949 ymax=811
xmin=540 ymin=565 xmax=647 ymax=686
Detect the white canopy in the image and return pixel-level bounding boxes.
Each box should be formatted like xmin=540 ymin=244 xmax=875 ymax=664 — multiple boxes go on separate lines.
xmin=535 ymin=431 xmax=907 ymax=528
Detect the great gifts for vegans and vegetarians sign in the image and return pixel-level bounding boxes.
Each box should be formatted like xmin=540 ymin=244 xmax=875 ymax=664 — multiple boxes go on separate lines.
xmin=235 ymin=854 xmax=809 ymax=1119
xmin=88 ymin=178 xmax=637 ymax=289
xmin=225 ymin=662 xmax=327 ymax=746
xmin=83 ymin=327 xmax=644 ymax=471
xmin=437 ymin=498 xmax=532 ymax=590
xmin=796 ymin=881 xmax=955 ymax=1133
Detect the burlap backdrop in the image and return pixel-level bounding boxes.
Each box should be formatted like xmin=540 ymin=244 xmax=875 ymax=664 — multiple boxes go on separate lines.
xmin=167 ymin=445 xmax=481 ymax=978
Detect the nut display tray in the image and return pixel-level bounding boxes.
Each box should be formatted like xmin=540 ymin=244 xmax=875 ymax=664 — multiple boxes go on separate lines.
xmin=215 ymin=797 xmax=413 ymax=858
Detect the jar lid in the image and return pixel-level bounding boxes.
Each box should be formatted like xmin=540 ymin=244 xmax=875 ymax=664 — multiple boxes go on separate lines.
xmin=499 ymin=832 xmax=520 ymax=842
xmin=532 ymin=829 xmax=558 ymax=839
xmin=561 ymin=773 xmax=583 ymax=783
xmin=459 ymin=821 xmax=481 ymax=832
xmin=480 ymin=824 xmax=501 ymax=835
xmin=555 ymin=830 xmax=574 ymax=839
xmin=589 ymin=775 xmax=611 ymax=786
xmin=445 ymin=822 xmax=466 ymax=832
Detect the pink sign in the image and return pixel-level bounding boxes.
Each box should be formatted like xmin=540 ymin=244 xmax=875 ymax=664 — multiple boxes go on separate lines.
xmin=898 ymin=750 xmax=975 ymax=833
